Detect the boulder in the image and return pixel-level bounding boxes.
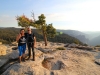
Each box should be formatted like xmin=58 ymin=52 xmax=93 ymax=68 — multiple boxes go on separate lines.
xmin=95 ymin=59 xmax=100 ymax=65
xmin=2 ymin=60 xmax=50 ymax=75
xmin=0 ymin=42 xmax=2 ymax=45
xmin=0 ymin=45 xmax=7 ymax=56
xmin=35 ymin=49 xmax=43 ymax=57
xmin=12 ymin=46 xmax=18 ymax=50
xmin=9 ymin=50 xmax=19 ymax=59
xmin=76 ymin=46 xmax=94 ymax=50
xmin=9 ymin=42 xmax=18 ymax=46
xmin=96 ymin=47 xmax=100 ymax=51
xmin=37 ymin=47 xmax=53 ymax=53
xmin=68 ymin=43 xmax=77 ymax=48
xmin=64 ymin=43 xmax=69 ymax=47
xmin=0 ymin=59 xmax=9 ymax=68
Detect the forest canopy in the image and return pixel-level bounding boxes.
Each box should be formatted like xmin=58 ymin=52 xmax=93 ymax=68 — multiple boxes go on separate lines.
xmin=0 ymin=27 xmax=83 ymax=45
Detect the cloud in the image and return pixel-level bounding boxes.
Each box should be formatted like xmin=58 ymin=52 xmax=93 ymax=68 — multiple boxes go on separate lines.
xmin=44 ymin=0 xmax=100 ymax=31
xmin=46 ymin=0 xmax=100 ymax=20
xmin=0 ymin=0 xmax=100 ymax=31
xmin=0 ymin=19 xmax=2 ymax=22
xmin=0 ymin=14 xmax=16 ymax=24
xmin=1 ymin=15 xmax=10 ymax=18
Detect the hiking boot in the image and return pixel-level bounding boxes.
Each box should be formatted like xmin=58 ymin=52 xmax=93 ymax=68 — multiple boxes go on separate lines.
xmin=32 ymin=57 xmax=35 ymax=61
xmin=23 ymin=58 xmax=26 ymax=62
xmin=18 ymin=59 xmax=21 ymax=63
xmin=32 ymin=52 xmax=35 ymax=61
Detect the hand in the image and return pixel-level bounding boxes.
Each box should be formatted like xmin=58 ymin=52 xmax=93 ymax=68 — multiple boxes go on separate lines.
xmin=34 ymin=45 xmax=36 ymax=48
xmin=18 ymin=33 xmax=21 ymax=39
xmin=16 ymin=33 xmax=21 ymax=42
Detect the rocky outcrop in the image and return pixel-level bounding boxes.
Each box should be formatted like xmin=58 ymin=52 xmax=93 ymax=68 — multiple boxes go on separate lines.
xmin=2 ymin=48 xmax=100 ymax=75
xmin=95 ymin=47 xmax=100 ymax=51
xmin=9 ymin=50 xmax=19 ymax=59
xmin=9 ymin=48 xmax=43 ymax=60
xmin=64 ymin=43 xmax=94 ymax=51
xmin=0 ymin=45 xmax=7 ymax=56
xmin=0 ymin=42 xmax=2 ymax=45
xmin=9 ymin=42 xmax=18 ymax=46
xmin=95 ymin=59 xmax=100 ymax=65
xmin=76 ymin=46 xmax=94 ymax=50
xmin=1 ymin=42 xmax=100 ymax=75
xmin=68 ymin=43 xmax=78 ymax=48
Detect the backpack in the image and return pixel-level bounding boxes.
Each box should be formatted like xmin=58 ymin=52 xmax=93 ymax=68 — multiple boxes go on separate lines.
xmin=26 ymin=33 xmax=34 ymax=43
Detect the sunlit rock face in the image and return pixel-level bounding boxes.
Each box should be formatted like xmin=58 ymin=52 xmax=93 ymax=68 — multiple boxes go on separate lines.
xmin=0 ymin=42 xmax=2 ymax=45
xmin=1 ymin=42 xmax=100 ymax=75
xmin=0 ymin=45 xmax=7 ymax=56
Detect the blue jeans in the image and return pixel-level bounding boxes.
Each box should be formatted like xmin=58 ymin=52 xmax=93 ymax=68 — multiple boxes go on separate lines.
xmin=18 ymin=44 xmax=26 ymax=56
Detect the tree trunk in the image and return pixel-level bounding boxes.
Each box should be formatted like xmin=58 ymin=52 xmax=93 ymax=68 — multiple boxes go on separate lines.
xmin=43 ymin=31 xmax=47 ymax=46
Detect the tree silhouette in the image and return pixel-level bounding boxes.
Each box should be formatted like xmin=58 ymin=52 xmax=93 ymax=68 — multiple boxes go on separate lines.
xmin=16 ymin=13 xmax=56 ymax=46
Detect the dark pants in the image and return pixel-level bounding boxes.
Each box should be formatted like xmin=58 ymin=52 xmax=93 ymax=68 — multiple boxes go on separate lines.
xmin=27 ymin=43 xmax=35 ymax=60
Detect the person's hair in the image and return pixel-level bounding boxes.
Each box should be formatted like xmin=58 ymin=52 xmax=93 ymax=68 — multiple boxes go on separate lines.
xmin=20 ymin=29 xmax=25 ymax=33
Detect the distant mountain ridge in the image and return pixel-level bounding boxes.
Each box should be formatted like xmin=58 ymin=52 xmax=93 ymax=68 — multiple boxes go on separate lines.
xmin=57 ymin=29 xmax=85 ymax=36
xmin=0 ymin=28 xmax=83 ymax=45
xmin=1 ymin=27 xmax=100 ymax=46
xmin=57 ymin=29 xmax=89 ymax=44
xmin=88 ymin=35 xmax=100 ymax=46
xmin=83 ymin=31 xmax=100 ymax=46
xmin=57 ymin=29 xmax=100 ymax=46
xmin=83 ymin=31 xmax=100 ymax=40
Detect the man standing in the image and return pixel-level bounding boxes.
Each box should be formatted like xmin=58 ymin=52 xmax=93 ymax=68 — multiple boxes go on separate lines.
xmin=26 ymin=27 xmax=36 ymax=61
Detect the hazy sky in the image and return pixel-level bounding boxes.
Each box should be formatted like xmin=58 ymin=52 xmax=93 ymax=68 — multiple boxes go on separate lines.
xmin=0 ymin=0 xmax=100 ymax=31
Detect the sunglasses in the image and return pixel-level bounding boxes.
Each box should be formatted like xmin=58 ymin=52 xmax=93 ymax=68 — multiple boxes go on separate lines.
xmin=28 ymin=30 xmax=31 ymax=31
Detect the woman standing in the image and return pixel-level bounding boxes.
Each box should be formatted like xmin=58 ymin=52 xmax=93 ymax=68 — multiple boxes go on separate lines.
xmin=16 ymin=29 xmax=26 ymax=63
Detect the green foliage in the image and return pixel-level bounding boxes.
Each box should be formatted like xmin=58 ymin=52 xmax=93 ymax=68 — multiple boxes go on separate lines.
xmin=0 ymin=29 xmax=83 ymax=45
xmin=0 ymin=28 xmax=19 ymax=44
xmin=83 ymin=43 xmax=88 ymax=46
xmin=95 ymin=45 xmax=100 ymax=47
xmin=56 ymin=32 xmax=63 ymax=35
xmin=48 ymin=32 xmax=83 ymax=44
xmin=16 ymin=14 xmax=56 ymax=46
xmin=46 ymin=24 xmax=56 ymax=38
xmin=60 ymin=32 xmax=63 ymax=34
xmin=0 ymin=39 xmax=9 ymax=44
xmin=34 ymin=14 xmax=48 ymax=46
xmin=33 ymin=14 xmax=46 ymax=29
xmin=56 ymin=32 xmax=59 ymax=35
xmin=34 ymin=14 xmax=56 ymax=39
xmin=56 ymin=47 xmax=65 ymax=50
xmin=16 ymin=15 xmax=35 ymax=28
xmin=74 ymin=40 xmax=79 ymax=44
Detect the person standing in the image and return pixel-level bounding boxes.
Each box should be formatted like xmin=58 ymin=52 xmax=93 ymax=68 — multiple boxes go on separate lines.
xmin=16 ymin=29 xmax=26 ymax=63
xmin=26 ymin=27 xmax=36 ymax=61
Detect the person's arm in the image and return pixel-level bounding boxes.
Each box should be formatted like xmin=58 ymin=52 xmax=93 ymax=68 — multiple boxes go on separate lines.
xmin=33 ymin=36 xmax=36 ymax=48
xmin=24 ymin=33 xmax=28 ymax=39
xmin=16 ymin=34 xmax=21 ymax=42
